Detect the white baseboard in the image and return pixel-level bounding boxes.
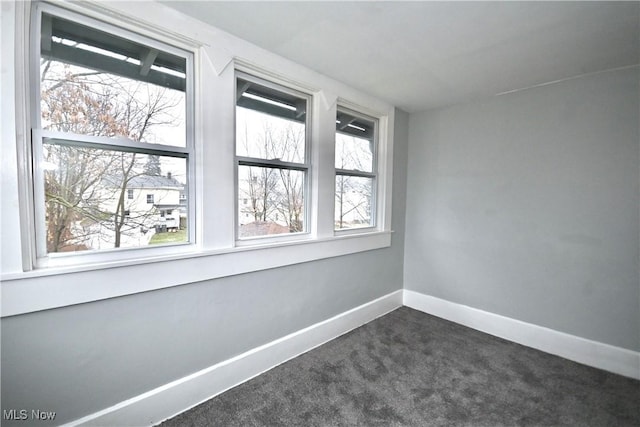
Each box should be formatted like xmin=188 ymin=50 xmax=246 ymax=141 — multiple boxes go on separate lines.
xmin=64 ymin=290 xmax=403 ymax=427
xmin=62 ymin=288 xmax=637 ymax=426
xmin=403 ymin=290 xmax=640 ymax=380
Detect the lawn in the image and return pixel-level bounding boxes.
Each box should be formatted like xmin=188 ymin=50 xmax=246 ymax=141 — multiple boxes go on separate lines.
xmin=149 ymin=228 xmax=188 ymax=245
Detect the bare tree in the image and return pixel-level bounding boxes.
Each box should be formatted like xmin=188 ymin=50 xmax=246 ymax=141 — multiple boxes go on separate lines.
xmin=277 ymin=168 xmax=304 ymax=232
xmin=44 ymin=144 xmax=115 ymax=251
xmin=243 ymin=167 xmax=279 ymax=222
xmin=274 ymin=124 xmax=305 ymax=232
xmin=144 ymin=155 xmax=162 ymax=176
xmin=238 ymin=113 xmax=306 ymax=234
xmin=238 ymin=119 xmax=279 ymax=222
xmin=334 ymin=133 xmax=373 ymax=228
xmin=107 ymin=84 xmax=181 ymax=247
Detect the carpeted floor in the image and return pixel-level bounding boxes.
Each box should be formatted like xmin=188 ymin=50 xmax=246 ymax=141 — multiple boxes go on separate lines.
xmin=161 ymin=307 xmax=640 ymax=426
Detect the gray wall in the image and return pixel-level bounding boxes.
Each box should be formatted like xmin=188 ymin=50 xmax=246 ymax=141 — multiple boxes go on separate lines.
xmin=0 ymin=109 xmax=409 ymax=426
xmin=404 ymin=67 xmax=639 ymax=351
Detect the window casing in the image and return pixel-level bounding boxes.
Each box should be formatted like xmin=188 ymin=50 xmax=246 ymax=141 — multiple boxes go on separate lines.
xmin=235 ymin=72 xmax=311 ymax=240
xmin=335 ymin=107 xmax=378 ymax=230
xmin=30 ymin=3 xmax=194 ymax=264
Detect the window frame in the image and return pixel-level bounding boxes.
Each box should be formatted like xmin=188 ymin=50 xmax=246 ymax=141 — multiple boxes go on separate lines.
xmin=234 ymin=70 xmax=313 ymax=243
xmin=28 ymin=2 xmax=197 ymax=268
xmin=334 ymin=106 xmax=379 ymax=233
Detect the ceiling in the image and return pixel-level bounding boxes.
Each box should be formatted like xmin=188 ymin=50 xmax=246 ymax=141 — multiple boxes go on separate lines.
xmin=161 ymin=1 xmax=639 ymax=113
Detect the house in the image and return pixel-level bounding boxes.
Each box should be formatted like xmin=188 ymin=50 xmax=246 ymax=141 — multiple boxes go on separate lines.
xmin=75 ymin=172 xmax=186 ymax=249
xmin=124 ymin=173 xmax=185 ymax=233
xmin=1 ymin=2 xmax=638 ymax=426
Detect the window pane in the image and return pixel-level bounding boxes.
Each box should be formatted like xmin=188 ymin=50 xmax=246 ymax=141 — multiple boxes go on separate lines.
xmin=335 ymin=133 xmax=373 ymax=172
xmin=335 ymin=175 xmax=373 ymax=229
xmin=40 ymin=13 xmax=186 ymax=147
xmin=335 ymin=110 xmax=375 ymax=172
xmin=238 ymin=165 xmax=305 ymax=238
xmin=236 ymin=78 xmax=306 ymax=163
xmin=42 ymin=139 xmax=188 ymax=252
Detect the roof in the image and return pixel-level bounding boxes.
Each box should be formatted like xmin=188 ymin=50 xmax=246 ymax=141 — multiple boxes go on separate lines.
xmin=239 ymin=221 xmax=291 ymax=238
xmin=127 ymin=175 xmax=183 ymax=189
xmin=102 ymin=174 xmax=183 ymax=189
xmin=43 ymin=13 xmax=186 ymax=92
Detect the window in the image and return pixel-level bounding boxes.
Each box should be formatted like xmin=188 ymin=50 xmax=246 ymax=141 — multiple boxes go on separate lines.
xmin=32 ymin=5 xmax=192 ymax=258
xmin=335 ymin=108 xmax=377 ymax=230
xmin=235 ymin=74 xmax=310 ymax=239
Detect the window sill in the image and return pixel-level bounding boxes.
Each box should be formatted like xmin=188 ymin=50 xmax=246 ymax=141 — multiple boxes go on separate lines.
xmin=0 ymin=231 xmax=392 ymax=317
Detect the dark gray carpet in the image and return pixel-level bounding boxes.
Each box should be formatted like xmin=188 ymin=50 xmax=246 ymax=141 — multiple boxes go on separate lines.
xmin=161 ymin=307 xmax=640 ymax=426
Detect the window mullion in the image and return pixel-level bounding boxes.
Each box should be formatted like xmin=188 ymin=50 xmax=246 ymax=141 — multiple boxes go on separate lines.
xmin=312 ymin=93 xmax=337 ymax=239
xmin=199 ymin=58 xmax=235 ymax=250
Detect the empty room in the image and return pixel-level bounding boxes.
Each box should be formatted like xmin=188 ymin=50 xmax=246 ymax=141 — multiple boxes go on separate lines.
xmin=1 ymin=1 xmax=638 ymax=426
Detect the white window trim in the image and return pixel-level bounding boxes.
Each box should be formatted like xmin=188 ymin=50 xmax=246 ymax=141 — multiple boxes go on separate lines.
xmin=1 ymin=0 xmax=395 ymax=317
